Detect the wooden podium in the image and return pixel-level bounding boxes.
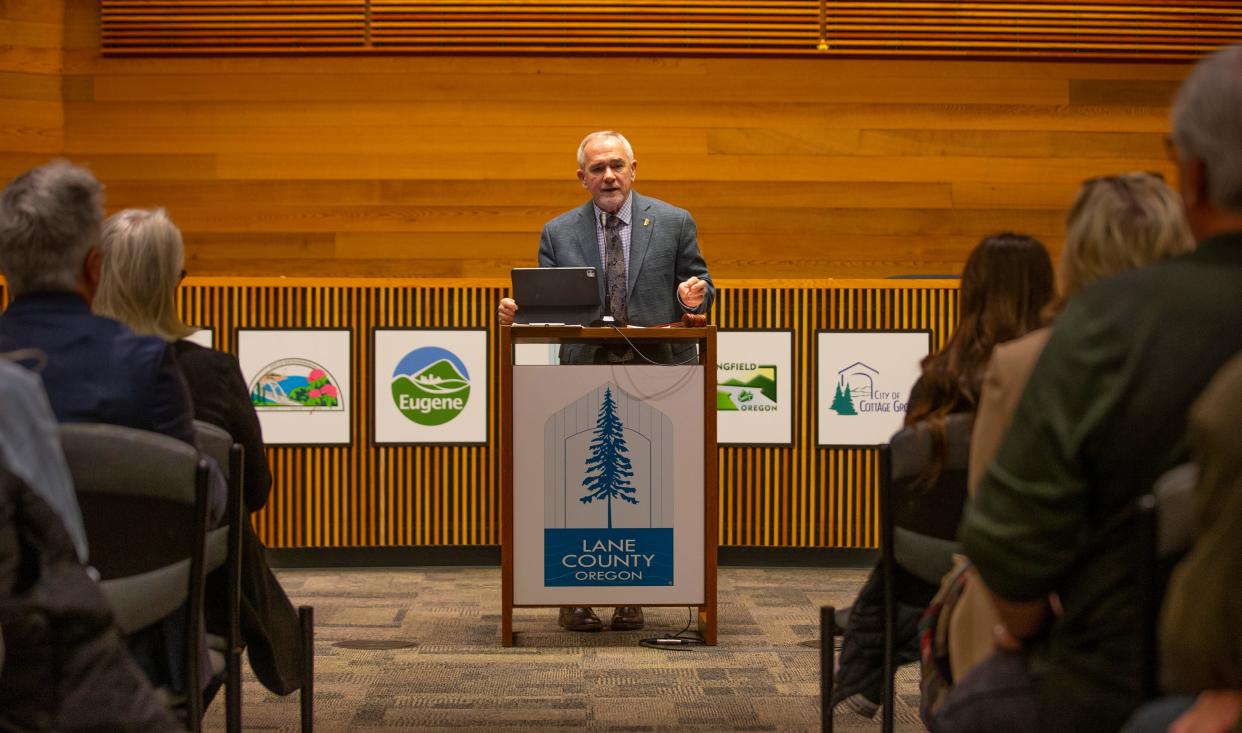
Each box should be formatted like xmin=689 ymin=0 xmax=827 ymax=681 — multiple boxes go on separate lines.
xmin=499 ymin=325 xmax=718 ymax=646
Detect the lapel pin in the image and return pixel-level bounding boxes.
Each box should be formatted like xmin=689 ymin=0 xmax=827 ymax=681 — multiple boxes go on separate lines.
xmin=643 ymin=218 xmax=651 ymax=227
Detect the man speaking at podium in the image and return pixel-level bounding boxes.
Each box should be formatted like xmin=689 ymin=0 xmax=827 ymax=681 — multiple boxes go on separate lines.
xmin=497 ymin=130 xmax=714 ymax=631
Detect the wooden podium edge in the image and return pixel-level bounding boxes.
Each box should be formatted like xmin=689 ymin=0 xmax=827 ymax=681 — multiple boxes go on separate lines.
xmin=701 ymin=325 xmax=719 ymax=646
xmin=500 ymin=325 xmax=514 ymax=646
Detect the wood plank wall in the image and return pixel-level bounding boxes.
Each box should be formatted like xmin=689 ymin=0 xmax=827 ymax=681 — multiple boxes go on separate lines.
xmin=0 ymin=0 xmax=1193 ymax=282
xmin=0 ymin=2 xmax=1211 ymax=552
xmin=0 ymin=1 xmax=65 ymax=158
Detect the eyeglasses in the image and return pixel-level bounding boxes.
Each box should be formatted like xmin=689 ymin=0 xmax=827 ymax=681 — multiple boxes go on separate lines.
xmin=1081 ymin=172 xmax=1164 ymax=217
xmin=1082 ymin=171 xmax=1164 ymax=186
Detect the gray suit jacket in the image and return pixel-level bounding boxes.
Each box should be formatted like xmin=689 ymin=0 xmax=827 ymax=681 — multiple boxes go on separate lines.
xmin=536 ymin=192 xmax=714 ymax=364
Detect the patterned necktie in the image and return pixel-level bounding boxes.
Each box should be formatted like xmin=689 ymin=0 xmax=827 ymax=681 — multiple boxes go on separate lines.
xmin=603 ymin=213 xmax=627 ymax=324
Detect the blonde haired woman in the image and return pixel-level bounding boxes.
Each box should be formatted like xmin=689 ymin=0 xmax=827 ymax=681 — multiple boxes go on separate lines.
xmin=967 ymin=173 xmax=1193 ymax=490
xmin=929 ymin=173 xmax=1194 ymax=720
xmin=96 ymin=208 xmax=307 ymax=696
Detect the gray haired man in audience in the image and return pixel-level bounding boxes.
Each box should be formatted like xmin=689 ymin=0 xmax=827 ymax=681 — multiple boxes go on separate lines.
xmin=934 ymin=44 xmax=1242 ymax=733
xmin=0 ymin=159 xmax=224 ymax=696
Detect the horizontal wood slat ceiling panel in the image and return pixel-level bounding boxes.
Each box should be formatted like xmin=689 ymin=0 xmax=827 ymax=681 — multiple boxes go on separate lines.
xmin=101 ymin=2 xmax=369 ymax=51
xmin=368 ymin=1 xmax=819 ymax=52
xmin=99 ymin=1 xmax=1239 ymax=59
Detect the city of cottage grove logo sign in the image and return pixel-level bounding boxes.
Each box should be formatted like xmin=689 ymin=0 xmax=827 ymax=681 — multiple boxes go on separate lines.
xmin=831 ymin=361 xmax=909 ymax=416
xmin=249 ymin=358 xmax=343 ymax=411
xmin=717 ymin=362 xmax=777 ymax=412
xmin=390 ymin=346 xmax=471 ymax=426
xmin=544 ymin=384 xmax=674 ymax=587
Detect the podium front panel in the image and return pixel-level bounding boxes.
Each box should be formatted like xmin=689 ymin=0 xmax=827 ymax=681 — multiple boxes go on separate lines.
xmin=512 ymin=364 xmax=705 ymax=606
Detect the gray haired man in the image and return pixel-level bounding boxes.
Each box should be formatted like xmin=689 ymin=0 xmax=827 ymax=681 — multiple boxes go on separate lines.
xmin=498 ymin=132 xmax=714 ymax=632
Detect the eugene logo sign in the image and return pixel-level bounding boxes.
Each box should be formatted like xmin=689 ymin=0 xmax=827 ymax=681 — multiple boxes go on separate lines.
xmin=390 ymin=347 xmax=471 ymax=426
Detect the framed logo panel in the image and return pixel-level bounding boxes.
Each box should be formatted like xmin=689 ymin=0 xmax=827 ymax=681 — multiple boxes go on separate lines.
xmin=237 ymin=328 xmax=352 ymax=446
xmin=716 ymin=329 xmax=793 ymax=446
xmin=373 ymin=329 xmax=487 ymax=445
xmin=817 ymin=330 xmax=931 ymax=447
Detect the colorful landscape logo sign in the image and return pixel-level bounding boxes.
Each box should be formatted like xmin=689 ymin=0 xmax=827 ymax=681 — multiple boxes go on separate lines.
xmin=248 ymin=358 xmax=343 ymax=411
xmin=545 ymin=385 xmax=673 ymax=587
xmin=391 ymin=346 xmax=471 ymax=426
xmin=717 ymin=362 xmax=777 ymax=412
xmin=830 ymin=361 xmax=909 ymax=416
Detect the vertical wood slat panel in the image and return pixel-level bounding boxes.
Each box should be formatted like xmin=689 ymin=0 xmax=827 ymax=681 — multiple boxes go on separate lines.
xmin=712 ymin=281 xmax=959 ymax=549
xmin=167 ymin=277 xmax=957 ymax=550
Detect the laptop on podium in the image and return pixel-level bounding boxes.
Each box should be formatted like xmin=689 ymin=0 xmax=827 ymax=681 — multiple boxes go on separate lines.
xmin=511 ymin=267 xmax=601 ymax=326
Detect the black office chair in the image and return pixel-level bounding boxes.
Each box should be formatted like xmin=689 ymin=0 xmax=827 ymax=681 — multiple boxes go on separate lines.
xmin=60 ymin=423 xmax=212 ymax=731
xmin=820 ymin=605 xmax=836 ymax=733
xmin=879 ymin=413 xmax=974 ymax=733
xmin=193 ymin=420 xmax=315 ymax=733
xmin=194 ymin=420 xmax=246 ymax=733
xmin=1136 ymin=462 xmax=1197 ymax=704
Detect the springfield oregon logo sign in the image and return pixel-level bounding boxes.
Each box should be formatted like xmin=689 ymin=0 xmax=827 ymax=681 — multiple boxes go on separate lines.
xmin=717 ymin=363 xmax=777 ymax=412
xmin=545 ymin=385 xmax=674 ymax=587
xmin=830 ymin=361 xmax=909 ymax=416
xmin=249 ymin=358 xmax=343 ymax=412
xmin=390 ymin=347 xmax=471 ymax=426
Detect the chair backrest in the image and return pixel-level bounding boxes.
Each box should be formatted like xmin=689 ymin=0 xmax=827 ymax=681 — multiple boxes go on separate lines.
xmin=1151 ymin=462 xmax=1196 ymax=558
xmin=60 ymin=423 xmax=206 ymax=579
xmin=193 ymin=420 xmax=232 ymax=482
xmin=59 ymin=422 xmax=211 ymax=725
xmin=193 ymin=420 xmax=243 ymax=571
xmin=884 ymin=413 xmax=974 ymax=585
xmin=1136 ymin=461 xmax=1198 ymax=703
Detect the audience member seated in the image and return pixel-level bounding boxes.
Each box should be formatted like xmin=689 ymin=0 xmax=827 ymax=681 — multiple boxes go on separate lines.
xmin=0 ymin=160 xmax=224 ymax=698
xmin=928 ymin=172 xmax=1194 ymax=707
xmin=94 ymin=207 xmax=307 ymax=696
xmin=1120 ymin=353 xmax=1242 ymax=732
xmin=0 ymin=357 xmax=88 ymax=563
xmin=940 ymin=43 xmax=1242 ymax=733
xmin=0 ymin=362 xmax=178 ymax=732
xmin=831 ymin=233 xmax=1054 ymax=718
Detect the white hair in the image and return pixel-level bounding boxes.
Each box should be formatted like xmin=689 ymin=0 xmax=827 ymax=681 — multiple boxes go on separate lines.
xmin=1171 ymin=44 xmax=1242 ymax=214
xmin=576 ymin=131 xmax=634 ymax=169
xmin=95 ymin=208 xmax=194 ymax=342
xmin=0 ymin=160 xmax=104 ymax=296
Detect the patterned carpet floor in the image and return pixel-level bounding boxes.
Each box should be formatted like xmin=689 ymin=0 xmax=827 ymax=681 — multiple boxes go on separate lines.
xmin=202 ymin=566 xmax=927 ymax=732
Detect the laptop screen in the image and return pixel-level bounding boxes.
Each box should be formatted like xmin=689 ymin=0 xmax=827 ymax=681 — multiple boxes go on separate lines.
xmin=511 ymin=267 xmax=601 ymax=325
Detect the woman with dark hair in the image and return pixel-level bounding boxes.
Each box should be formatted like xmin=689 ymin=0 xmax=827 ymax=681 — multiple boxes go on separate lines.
xmin=906 ymin=232 xmax=1055 ymax=425
xmin=95 ymin=208 xmax=307 ymax=698
xmin=831 ymin=233 xmax=1055 ymax=719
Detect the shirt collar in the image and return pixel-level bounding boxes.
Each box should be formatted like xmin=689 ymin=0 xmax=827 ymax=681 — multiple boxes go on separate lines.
xmin=593 ymin=193 xmax=633 ymax=228
xmin=6 ymin=291 xmax=91 ymax=314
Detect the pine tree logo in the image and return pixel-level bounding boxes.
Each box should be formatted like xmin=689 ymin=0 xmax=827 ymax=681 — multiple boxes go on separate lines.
xmin=580 ymin=386 xmax=638 ymax=529
xmin=831 ymin=361 xmax=880 ymax=416
xmin=830 ymin=379 xmax=858 ymax=415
